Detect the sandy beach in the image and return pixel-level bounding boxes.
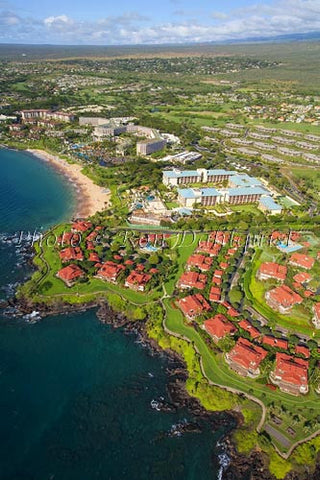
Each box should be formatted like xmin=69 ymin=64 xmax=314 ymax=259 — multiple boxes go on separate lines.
xmin=27 ymin=149 xmax=111 ymax=218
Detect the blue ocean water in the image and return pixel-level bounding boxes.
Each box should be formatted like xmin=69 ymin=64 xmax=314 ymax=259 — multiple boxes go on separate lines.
xmin=0 ymin=149 xmax=229 ymax=480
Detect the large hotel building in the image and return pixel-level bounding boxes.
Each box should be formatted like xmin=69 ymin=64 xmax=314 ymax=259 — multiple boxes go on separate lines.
xmin=20 ymin=109 xmax=74 ymax=122
xmin=164 ymin=168 xmax=282 ymax=211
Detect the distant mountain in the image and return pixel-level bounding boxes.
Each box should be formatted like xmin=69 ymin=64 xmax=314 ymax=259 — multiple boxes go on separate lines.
xmin=206 ymin=31 xmax=320 ymax=45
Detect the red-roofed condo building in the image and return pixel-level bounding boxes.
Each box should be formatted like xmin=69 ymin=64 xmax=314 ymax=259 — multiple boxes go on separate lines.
xmin=289 ymin=253 xmax=315 ymax=270
xmin=187 ymin=254 xmax=213 ymax=272
xmin=71 ymin=220 xmax=93 ymax=232
xmin=97 ymin=261 xmax=125 ymax=283
xmin=293 ymin=272 xmax=312 ymax=284
xmin=177 ymin=272 xmax=207 ymax=290
xmin=197 ymin=241 xmax=221 ymax=257
xmin=266 ymin=285 xmax=303 ymax=313
xmin=209 ymin=286 xmax=221 ymax=302
xmin=59 ymin=247 xmax=84 ymax=263
xmin=238 ymin=319 xmax=260 ymax=339
xmin=225 ymin=338 xmax=267 ymax=378
xmin=125 ymin=271 xmax=151 ymax=291
xmin=57 ymin=264 xmax=84 ymax=287
xmin=258 ymin=262 xmax=287 ymax=282
xmin=262 ymin=336 xmax=288 ymax=350
xmin=204 ymin=314 xmax=236 ymax=343
xmin=178 ymin=294 xmax=211 ymax=320
xmin=270 ymin=353 xmax=309 ymax=395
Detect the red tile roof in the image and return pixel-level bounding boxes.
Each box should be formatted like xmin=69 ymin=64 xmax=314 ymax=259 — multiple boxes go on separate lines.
xmin=219 ymin=262 xmax=229 ymax=270
xmin=290 ymin=231 xmax=300 ymax=242
xmin=266 ymin=285 xmax=303 ymax=310
xmin=258 ymin=262 xmax=287 ymax=281
xmin=124 ymin=259 xmax=134 ymax=265
xmin=57 ymin=264 xmax=84 ymax=282
xmin=238 ymin=319 xmax=260 ymax=339
xmin=204 ymin=314 xmax=236 ymax=340
xmin=213 ymin=269 xmax=223 ymax=278
xmin=97 ymin=261 xmax=125 ymax=281
xmin=304 ymin=290 xmax=314 ymax=298
xmin=57 ymin=232 xmax=80 ymax=246
xmin=295 ymin=345 xmax=310 ymax=358
xmin=262 ymin=336 xmax=288 ymax=350
xmin=87 ymin=231 xmax=98 ymax=241
xmin=273 ymin=353 xmax=308 ymax=388
xmin=197 ymin=241 xmax=221 ymax=256
xmin=178 ymin=294 xmax=211 ymax=319
xmin=289 ymin=252 xmax=315 ymax=270
xmin=125 ymin=271 xmax=151 ymax=290
xmin=178 ymin=271 xmax=207 ymax=290
xmin=227 ymin=338 xmax=267 ymax=372
xmin=209 ymin=286 xmax=221 ymax=302
xmin=221 ymin=301 xmax=240 ymax=317
xmin=71 ymin=220 xmax=93 ymax=232
xmin=59 ymin=246 xmax=84 ymax=262
xmin=271 ymin=231 xmax=287 ymax=241
xmin=86 ymin=241 xmax=95 ymax=250
xmin=187 ymin=254 xmax=213 ymax=271
xmin=88 ymin=252 xmax=100 ymax=263
xmin=215 ymin=231 xmax=231 ymax=245
xmin=149 ymin=268 xmax=159 ymax=274
xmin=212 ymin=276 xmax=222 ymax=285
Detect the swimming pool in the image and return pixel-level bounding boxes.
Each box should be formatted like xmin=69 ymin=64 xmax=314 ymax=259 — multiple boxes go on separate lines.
xmin=277 ymin=242 xmax=303 ymax=253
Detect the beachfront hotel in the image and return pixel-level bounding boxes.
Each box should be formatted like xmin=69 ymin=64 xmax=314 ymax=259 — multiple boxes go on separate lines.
xmin=163 ymin=168 xmax=237 ymax=186
xmin=20 ymin=109 xmax=74 ymax=122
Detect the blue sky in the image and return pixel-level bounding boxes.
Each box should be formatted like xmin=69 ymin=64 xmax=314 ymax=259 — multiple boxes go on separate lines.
xmin=0 ymin=0 xmax=319 ymax=44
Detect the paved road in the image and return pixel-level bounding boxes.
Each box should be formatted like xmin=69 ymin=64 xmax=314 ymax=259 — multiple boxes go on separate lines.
xmin=265 ymin=424 xmax=292 ymax=449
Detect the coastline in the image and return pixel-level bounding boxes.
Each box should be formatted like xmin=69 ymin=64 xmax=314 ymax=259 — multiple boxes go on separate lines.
xmin=26 ymin=149 xmax=111 ymax=218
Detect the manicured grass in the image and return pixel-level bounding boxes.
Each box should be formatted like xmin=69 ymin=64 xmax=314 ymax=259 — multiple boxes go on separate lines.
xmin=165 ymin=233 xmax=205 ymax=295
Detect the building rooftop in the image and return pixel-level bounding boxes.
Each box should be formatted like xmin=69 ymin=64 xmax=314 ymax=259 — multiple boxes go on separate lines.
xmin=227 ymin=338 xmax=267 ymax=371
xmin=295 ymin=345 xmax=310 ymax=358
xmin=229 ymin=174 xmax=262 ymax=187
xmin=239 ymin=319 xmax=260 ymax=339
xmin=293 ymin=272 xmax=312 ymax=284
xmin=204 ymin=314 xmax=236 ymax=340
xmin=178 ymin=271 xmax=207 ymax=290
xmin=187 ymin=254 xmax=213 ymax=271
xmin=200 ymin=188 xmax=222 ymax=197
xmin=289 ymin=252 xmax=315 ymax=270
xmin=57 ymin=264 xmax=84 ymax=282
xmin=273 ymin=353 xmax=308 ymax=388
xmin=259 ymin=262 xmax=287 ymax=281
xmin=207 ymin=169 xmax=236 ymax=176
xmin=178 ymin=294 xmax=211 ymax=318
xmin=259 ymin=196 xmax=283 ymax=211
xmin=59 ymin=246 xmax=84 ymax=262
xmin=227 ymin=186 xmax=268 ymax=196
xmin=262 ymin=336 xmax=288 ymax=350
xmin=164 ymin=169 xmax=200 ymax=178
xmin=177 ymin=188 xmax=198 ymax=199
xmin=267 ymin=285 xmax=303 ymax=309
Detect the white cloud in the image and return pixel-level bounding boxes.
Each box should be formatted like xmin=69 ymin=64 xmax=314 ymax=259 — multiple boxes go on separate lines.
xmin=0 ymin=9 xmax=20 ymax=26
xmin=44 ymin=14 xmax=74 ymax=28
xmin=0 ymin=1 xmax=319 ymax=44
